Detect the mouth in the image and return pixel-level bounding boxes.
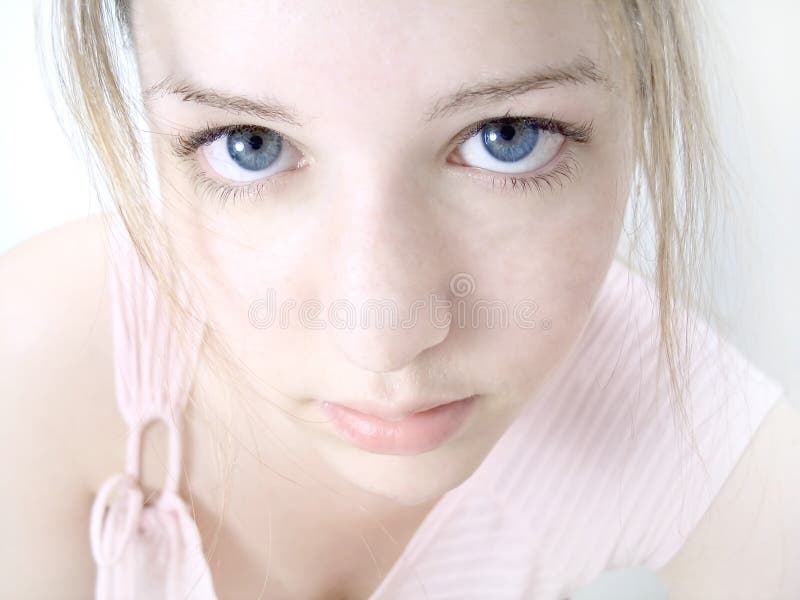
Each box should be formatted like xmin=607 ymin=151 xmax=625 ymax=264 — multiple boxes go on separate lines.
xmin=320 ymin=395 xmax=478 ymax=456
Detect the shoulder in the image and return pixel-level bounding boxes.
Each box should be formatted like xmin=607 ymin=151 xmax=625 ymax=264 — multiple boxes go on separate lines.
xmin=0 ymin=214 xmax=116 ymax=416
xmin=1 ymin=214 xmax=111 ymax=343
xmin=656 ymin=395 xmax=800 ymax=599
xmin=0 ymin=214 xmax=121 ymax=594
xmin=0 ymin=213 xmax=125 ymax=474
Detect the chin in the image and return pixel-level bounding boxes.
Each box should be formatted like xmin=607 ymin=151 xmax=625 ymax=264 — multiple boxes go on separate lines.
xmin=318 ymin=426 xmax=500 ymax=507
xmin=349 ymin=468 xmax=469 ymax=507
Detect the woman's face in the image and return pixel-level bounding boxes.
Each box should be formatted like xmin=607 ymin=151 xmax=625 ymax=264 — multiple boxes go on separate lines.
xmin=132 ymin=0 xmax=632 ymax=505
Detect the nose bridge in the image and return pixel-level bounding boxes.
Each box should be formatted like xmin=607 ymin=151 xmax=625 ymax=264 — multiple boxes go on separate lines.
xmin=323 ymin=177 xmax=452 ymax=372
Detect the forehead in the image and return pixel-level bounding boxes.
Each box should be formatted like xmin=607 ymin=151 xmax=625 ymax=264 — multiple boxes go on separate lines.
xmin=132 ymin=0 xmax=612 ymax=126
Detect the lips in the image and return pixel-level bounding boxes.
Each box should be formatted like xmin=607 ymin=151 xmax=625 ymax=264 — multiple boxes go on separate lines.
xmin=320 ymin=395 xmax=477 ymax=455
xmin=324 ymin=398 xmax=468 ymax=422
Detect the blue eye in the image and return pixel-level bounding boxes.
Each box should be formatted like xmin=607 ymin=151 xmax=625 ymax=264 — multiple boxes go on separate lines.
xmin=481 ymin=122 xmax=540 ymax=163
xmin=226 ymin=127 xmax=282 ymax=171
xmin=457 ymin=119 xmax=565 ymax=176
xmin=201 ymin=125 xmax=305 ymax=183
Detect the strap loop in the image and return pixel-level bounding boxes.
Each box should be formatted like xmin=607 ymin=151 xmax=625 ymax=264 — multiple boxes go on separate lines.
xmin=125 ymin=413 xmax=183 ymax=497
xmin=89 ymin=472 xmax=144 ymax=567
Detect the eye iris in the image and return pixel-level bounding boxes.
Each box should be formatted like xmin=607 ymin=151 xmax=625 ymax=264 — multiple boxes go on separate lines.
xmin=482 ymin=122 xmax=539 ymax=163
xmin=226 ymin=128 xmax=282 ymax=171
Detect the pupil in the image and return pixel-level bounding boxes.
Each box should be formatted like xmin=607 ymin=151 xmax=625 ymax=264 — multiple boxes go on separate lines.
xmin=249 ymin=135 xmax=264 ymax=150
xmin=499 ymin=124 xmax=516 ymax=141
xmin=482 ymin=120 xmax=539 ymax=163
xmin=226 ymin=127 xmax=282 ymax=171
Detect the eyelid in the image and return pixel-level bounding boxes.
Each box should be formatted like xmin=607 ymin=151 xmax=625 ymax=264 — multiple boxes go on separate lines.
xmin=170 ymin=112 xmax=593 ymax=163
xmin=169 ymin=113 xmax=593 ymax=205
xmin=171 ymin=113 xmax=593 ymax=159
xmin=172 ymin=124 xmax=230 ymax=158
xmin=186 ymin=157 xmax=291 ymax=207
xmin=170 ymin=122 xmax=313 ymax=164
xmin=449 ymin=111 xmax=594 ymax=148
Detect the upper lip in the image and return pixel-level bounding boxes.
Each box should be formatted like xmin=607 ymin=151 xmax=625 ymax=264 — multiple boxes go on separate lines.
xmin=322 ymin=395 xmax=476 ymax=422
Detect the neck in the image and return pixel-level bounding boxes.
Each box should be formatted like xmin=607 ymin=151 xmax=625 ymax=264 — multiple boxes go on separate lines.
xmin=181 ymin=353 xmax=440 ymax=598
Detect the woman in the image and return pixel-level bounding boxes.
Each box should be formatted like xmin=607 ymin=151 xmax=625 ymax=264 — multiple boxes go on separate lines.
xmin=2 ymin=0 xmax=798 ymax=598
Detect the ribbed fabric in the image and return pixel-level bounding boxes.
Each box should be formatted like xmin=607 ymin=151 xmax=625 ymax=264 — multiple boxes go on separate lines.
xmin=90 ymin=218 xmax=786 ymax=600
xmin=90 ymin=216 xmax=217 ymax=599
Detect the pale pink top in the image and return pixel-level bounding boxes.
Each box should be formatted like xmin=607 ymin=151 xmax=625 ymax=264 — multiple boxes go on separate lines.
xmin=90 ymin=218 xmax=786 ymax=599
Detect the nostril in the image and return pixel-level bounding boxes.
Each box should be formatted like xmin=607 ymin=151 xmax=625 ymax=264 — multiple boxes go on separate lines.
xmin=343 ymin=336 xmax=422 ymax=374
xmin=335 ymin=319 xmax=450 ymax=374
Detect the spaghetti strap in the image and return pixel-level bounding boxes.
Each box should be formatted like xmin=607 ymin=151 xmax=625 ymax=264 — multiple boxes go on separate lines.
xmin=85 ymin=224 xmax=787 ymax=599
xmin=89 ymin=215 xmax=217 ymax=599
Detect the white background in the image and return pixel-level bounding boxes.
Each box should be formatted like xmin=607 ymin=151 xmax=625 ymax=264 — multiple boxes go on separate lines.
xmin=1 ymin=2 xmax=798 ymax=597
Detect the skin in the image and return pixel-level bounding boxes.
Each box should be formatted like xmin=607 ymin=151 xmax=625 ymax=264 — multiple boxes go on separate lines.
xmin=125 ymin=0 xmax=634 ymax=596
xmin=4 ymin=2 xmax=800 ymax=598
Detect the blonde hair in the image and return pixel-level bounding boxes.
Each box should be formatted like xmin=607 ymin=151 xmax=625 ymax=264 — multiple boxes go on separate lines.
xmin=41 ymin=0 xmax=727 ymax=559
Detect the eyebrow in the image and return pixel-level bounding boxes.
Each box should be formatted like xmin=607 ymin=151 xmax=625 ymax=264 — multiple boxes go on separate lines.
xmin=143 ymin=54 xmax=608 ymax=127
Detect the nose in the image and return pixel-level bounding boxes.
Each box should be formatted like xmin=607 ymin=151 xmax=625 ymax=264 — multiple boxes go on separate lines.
xmin=321 ymin=177 xmax=453 ymax=373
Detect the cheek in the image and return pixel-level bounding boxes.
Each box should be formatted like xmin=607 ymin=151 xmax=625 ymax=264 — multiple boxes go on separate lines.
xmin=157 ymin=112 xmax=630 ymax=401
xmin=455 ymin=168 xmax=628 ymax=397
xmin=154 ymin=146 xmax=314 ymax=333
xmin=181 ymin=235 xmax=314 ymax=344
xmin=477 ymin=254 xmax=614 ymax=395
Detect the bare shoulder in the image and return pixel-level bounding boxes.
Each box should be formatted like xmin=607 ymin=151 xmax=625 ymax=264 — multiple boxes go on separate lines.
xmin=657 ymin=396 xmax=800 ymax=599
xmin=1 ymin=214 xmax=112 ymax=354
xmin=0 ymin=213 xmax=118 ymax=425
xmin=0 ymin=214 xmax=123 ymax=595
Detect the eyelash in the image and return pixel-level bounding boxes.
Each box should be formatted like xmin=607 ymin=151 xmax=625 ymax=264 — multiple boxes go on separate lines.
xmin=170 ymin=112 xmax=594 ymax=207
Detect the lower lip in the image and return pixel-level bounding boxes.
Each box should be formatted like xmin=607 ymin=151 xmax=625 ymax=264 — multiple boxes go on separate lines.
xmin=320 ymin=396 xmax=477 ymax=456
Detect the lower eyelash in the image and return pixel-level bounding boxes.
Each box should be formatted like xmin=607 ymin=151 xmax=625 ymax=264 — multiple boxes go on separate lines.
xmin=192 ymin=151 xmax=582 ymax=207
xmin=177 ymin=119 xmax=586 ymax=206
xmin=186 ymin=156 xmax=287 ymax=208
xmin=481 ymin=151 xmax=581 ymax=196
